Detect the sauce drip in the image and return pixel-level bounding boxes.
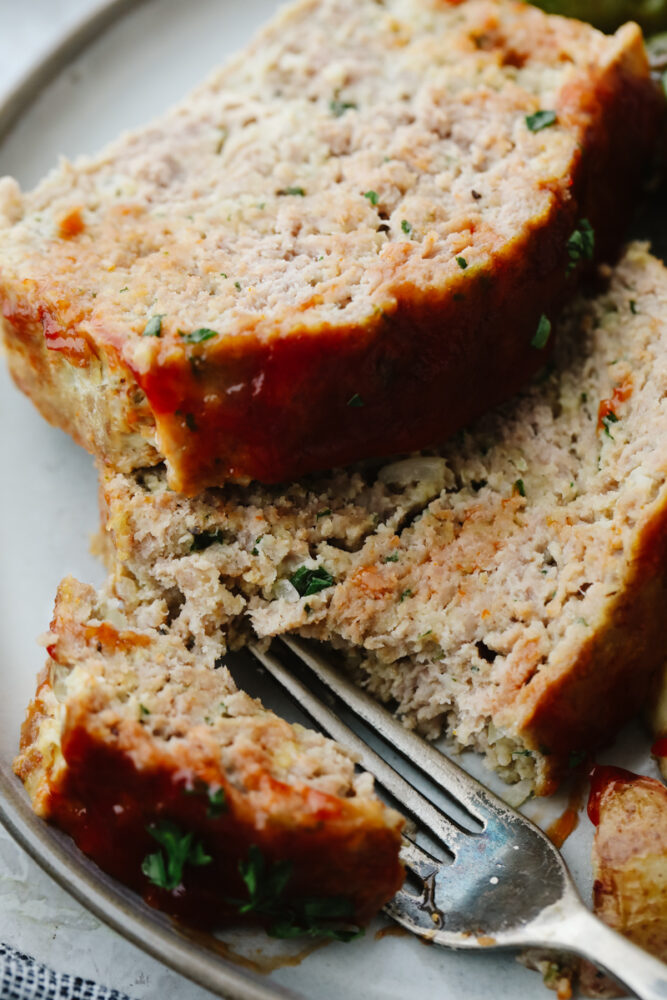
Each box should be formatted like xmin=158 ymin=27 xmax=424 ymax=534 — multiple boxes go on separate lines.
xmin=586 ymin=765 xmax=637 ymax=826
xmin=545 ymin=768 xmax=589 ymax=849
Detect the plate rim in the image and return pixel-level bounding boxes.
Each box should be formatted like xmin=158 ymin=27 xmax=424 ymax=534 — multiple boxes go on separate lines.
xmin=0 ymin=4 xmax=299 ymax=997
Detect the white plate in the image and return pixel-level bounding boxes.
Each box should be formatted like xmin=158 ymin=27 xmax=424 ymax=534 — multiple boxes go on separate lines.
xmin=0 ymin=2 xmax=662 ymax=997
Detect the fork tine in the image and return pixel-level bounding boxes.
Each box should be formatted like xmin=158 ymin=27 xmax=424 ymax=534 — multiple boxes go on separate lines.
xmin=280 ymin=636 xmax=502 ymax=825
xmin=250 ymin=642 xmax=466 ymax=854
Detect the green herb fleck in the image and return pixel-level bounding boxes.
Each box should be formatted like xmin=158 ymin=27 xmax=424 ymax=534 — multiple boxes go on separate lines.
xmin=531 ymin=314 xmax=551 ymax=350
xmin=455 ymin=256 xmax=468 ymax=270
xmin=575 ymin=617 xmax=588 ymax=627
xmin=602 ymin=411 xmax=619 ymax=438
xmin=234 ymin=281 xmax=242 ymax=291
xmin=251 ymin=534 xmax=264 ymax=556
xmin=525 ymin=109 xmax=557 ymax=132
xmin=383 ymin=553 xmax=399 ymax=563
xmin=630 ymin=300 xmax=638 ymax=314
xmin=363 ymin=190 xmax=379 ymax=205
xmin=220 ymin=272 xmax=228 ymax=279
xmin=514 ymin=479 xmax=526 ymax=497
xmin=399 ymin=588 xmax=413 ymax=602
xmin=347 ymin=393 xmax=364 ymax=407
xmin=566 ymin=219 xmax=594 ymax=274
xmin=418 ymin=629 xmax=432 ymax=640
xmin=278 ymin=186 xmax=306 ymax=197
xmin=206 ymin=787 xmax=227 ymax=819
xmin=180 ymin=327 xmax=219 ymax=344
xmin=304 ymin=603 xmax=311 ymax=614
xmin=141 ymin=821 xmax=212 ymax=891
xmin=580 ymin=392 xmax=588 ymax=404
xmin=191 ymin=529 xmax=226 ymax=551
xmin=289 ymin=565 xmax=335 ymax=597
xmin=329 ymin=99 xmax=357 ymax=117
xmin=512 ymin=749 xmax=532 ymax=758
xmin=119 ymin=286 xmax=129 ymax=293
xmin=229 ymin=846 xmax=361 ymax=941
xmin=142 ymin=314 xmax=164 ymax=337
xmin=401 ymin=219 xmax=413 ymax=235
xmin=139 ymin=704 xmax=150 ymax=716
xmin=316 ymin=508 xmax=332 ymax=519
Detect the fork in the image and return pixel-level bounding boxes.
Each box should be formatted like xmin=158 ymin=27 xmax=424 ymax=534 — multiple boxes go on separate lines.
xmin=250 ymin=636 xmax=667 ymax=1000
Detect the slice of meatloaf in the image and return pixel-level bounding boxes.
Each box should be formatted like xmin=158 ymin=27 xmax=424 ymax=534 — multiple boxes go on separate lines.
xmin=580 ymin=767 xmax=667 ymax=996
xmin=14 ymin=577 xmax=404 ymax=930
xmin=97 ymin=243 xmax=667 ymax=796
xmin=0 ymin=0 xmax=661 ymax=492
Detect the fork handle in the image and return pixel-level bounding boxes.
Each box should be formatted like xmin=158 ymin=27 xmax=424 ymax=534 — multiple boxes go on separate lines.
xmin=547 ymin=900 xmax=667 ymax=1000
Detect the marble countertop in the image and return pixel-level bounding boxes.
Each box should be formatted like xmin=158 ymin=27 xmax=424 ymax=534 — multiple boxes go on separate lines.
xmin=0 ymin=7 xmax=216 ymax=996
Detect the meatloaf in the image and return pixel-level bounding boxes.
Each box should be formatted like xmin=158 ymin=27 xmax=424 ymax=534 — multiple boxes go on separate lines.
xmin=96 ymin=244 xmax=667 ymax=796
xmin=14 ymin=577 xmax=404 ymax=930
xmin=0 ymin=0 xmax=661 ymax=492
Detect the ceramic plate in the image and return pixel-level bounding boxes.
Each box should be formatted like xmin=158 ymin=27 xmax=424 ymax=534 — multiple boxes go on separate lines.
xmin=0 ymin=2 xmax=662 ymax=997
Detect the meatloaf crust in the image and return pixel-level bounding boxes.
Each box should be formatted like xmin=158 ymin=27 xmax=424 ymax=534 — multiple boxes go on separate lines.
xmin=0 ymin=0 xmax=662 ymax=492
xmin=15 ymin=578 xmax=404 ymax=930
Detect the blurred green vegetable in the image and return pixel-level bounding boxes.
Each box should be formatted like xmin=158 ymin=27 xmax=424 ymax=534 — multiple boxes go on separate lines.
xmin=530 ymin=0 xmax=667 ymax=34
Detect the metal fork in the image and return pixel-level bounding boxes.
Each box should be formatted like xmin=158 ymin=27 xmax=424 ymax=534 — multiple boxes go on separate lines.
xmin=250 ymin=637 xmax=667 ymax=1000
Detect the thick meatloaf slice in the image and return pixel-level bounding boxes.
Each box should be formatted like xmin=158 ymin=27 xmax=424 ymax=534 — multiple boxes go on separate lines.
xmin=97 ymin=244 xmax=667 ymax=796
xmin=0 ymin=0 xmax=661 ymax=492
xmin=14 ymin=577 xmax=404 ymax=930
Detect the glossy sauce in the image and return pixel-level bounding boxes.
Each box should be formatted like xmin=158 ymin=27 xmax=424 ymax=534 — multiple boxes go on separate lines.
xmin=587 ymin=765 xmax=638 ymax=826
xmin=545 ymin=768 xmax=589 ymax=849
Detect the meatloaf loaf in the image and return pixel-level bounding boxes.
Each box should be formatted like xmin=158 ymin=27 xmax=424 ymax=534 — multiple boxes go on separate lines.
xmin=0 ymin=0 xmax=661 ymax=492
xmin=14 ymin=577 xmax=404 ymax=930
xmin=96 ymin=243 xmax=667 ymax=796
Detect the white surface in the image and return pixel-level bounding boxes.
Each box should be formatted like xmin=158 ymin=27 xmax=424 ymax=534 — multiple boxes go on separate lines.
xmin=0 ymin=2 xmax=663 ymax=998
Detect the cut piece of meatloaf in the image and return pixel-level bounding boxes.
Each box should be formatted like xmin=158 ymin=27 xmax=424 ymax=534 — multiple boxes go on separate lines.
xmin=0 ymin=0 xmax=661 ymax=492
xmin=97 ymin=243 xmax=667 ymax=796
xmin=14 ymin=577 xmax=404 ymax=930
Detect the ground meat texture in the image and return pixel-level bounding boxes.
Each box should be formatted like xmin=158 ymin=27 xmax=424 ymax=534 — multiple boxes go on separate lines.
xmin=0 ymin=0 xmax=662 ymax=492
xmin=96 ymin=244 xmax=667 ymax=796
xmin=14 ymin=578 xmax=404 ymax=929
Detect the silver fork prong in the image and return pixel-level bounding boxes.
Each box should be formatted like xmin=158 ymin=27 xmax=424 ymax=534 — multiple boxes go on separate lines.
xmin=281 ymin=636 xmax=499 ymax=825
xmin=399 ymin=836 xmax=440 ymax=879
xmin=250 ymin=642 xmax=466 ymax=855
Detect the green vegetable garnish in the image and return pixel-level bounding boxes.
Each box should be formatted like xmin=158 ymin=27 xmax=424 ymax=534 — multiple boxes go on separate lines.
xmin=289 ymin=565 xmax=335 ymax=596
xmin=514 ymin=479 xmax=526 ymax=497
xmin=191 ymin=528 xmax=226 ymax=551
xmin=180 ymin=327 xmax=219 ymax=343
xmin=455 ymin=256 xmax=468 ymax=269
xmin=531 ymin=314 xmax=552 ymax=350
xmin=347 ymin=393 xmax=364 ymax=407
xmin=401 ymin=219 xmax=413 ymax=235
xmin=329 ymin=99 xmax=357 ymax=117
xmin=566 ymin=219 xmax=594 ymax=274
xmin=142 ymin=314 xmax=164 ymax=337
xmin=601 ymin=411 xmax=619 ymax=438
xmin=525 ymin=110 xmax=557 ymax=132
xmin=279 ymin=186 xmax=306 ymax=196
xmin=364 ymin=190 xmax=379 ymax=205
xmin=141 ymin=821 xmax=212 ymax=891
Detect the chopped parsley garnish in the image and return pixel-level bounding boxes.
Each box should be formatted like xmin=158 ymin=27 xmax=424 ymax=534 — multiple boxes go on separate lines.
xmin=399 ymin=588 xmax=413 ymax=602
xmin=278 ymin=186 xmax=306 ymax=197
xmin=512 ymin=749 xmax=532 ymax=758
xmin=363 ymin=190 xmax=379 ymax=205
xmin=347 ymin=393 xmax=364 ymax=407
xmin=139 ymin=704 xmax=150 ymax=716
xmin=191 ymin=528 xmax=226 ymax=551
xmin=316 ymin=508 xmax=332 ymax=519
xmin=119 ymin=286 xmax=129 ymax=293
xmin=514 ymin=479 xmax=526 ymax=497
xmin=234 ymin=281 xmax=242 ymax=291
xmin=418 ymin=629 xmax=432 ymax=640
xmin=525 ymin=110 xmax=557 ymax=132
xmin=289 ymin=565 xmax=335 ymax=596
xmin=142 ymin=314 xmax=164 ymax=337
xmin=531 ymin=314 xmax=552 ymax=350
xmin=601 ymin=411 xmax=619 ymax=438
xmin=629 ymin=299 xmax=638 ymax=314
xmin=455 ymin=256 xmax=468 ymax=270
xmin=566 ymin=219 xmax=594 ymax=274
xmin=329 ymin=98 xmax=357 ymax=117
xmin=383 ymin=553 xmax=400 ymax=563
xmin=206 ymin=788 xmax=227 ymax=819
xmin=251 ymin=534 xmax=264 ymax=556
xmin=180 ymin=327 xmax=219 ymax=343
xmin=229 ymin=846 xmax=362 ymax=941
xmin=401 ymin=219 xmax=413 ymax=235
xmin=141 ymin=821 xmax=212 ymax=891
